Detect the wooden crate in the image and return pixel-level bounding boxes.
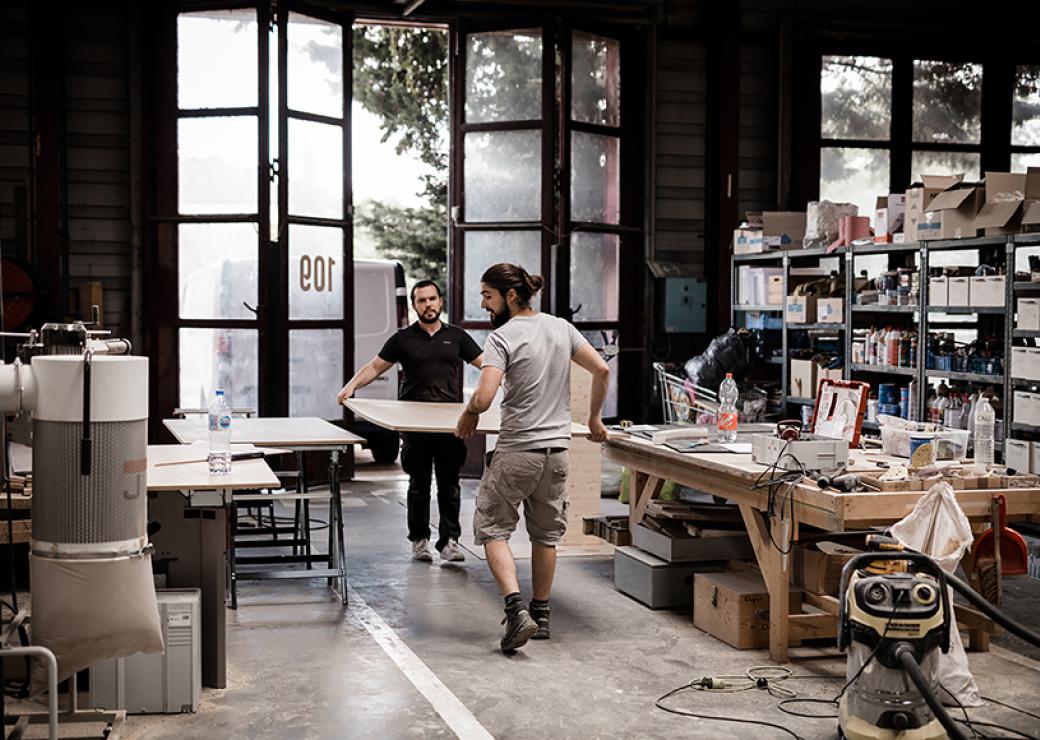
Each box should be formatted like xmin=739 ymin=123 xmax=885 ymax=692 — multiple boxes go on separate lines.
xmin=583 ymin=515 xmax=631 ymax=546
xmin=693 ymin=569 xmax=802 ymax=649
xmin=0 ymin=519 xmax=31 ymax=545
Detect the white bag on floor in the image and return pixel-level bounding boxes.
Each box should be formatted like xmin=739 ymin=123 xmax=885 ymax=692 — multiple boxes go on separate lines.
xmin=890 ymin=482 xmax=982 ymax=707
xmin=29 ymin=552 xmax=163 ymax=695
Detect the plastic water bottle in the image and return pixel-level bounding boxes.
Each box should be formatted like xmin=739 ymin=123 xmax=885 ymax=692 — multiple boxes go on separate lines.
xmin=717 ymin=373 xmax=739 ymax=443
xmin=973 ymin=394 xmax=995 ymax=467
xmin=208 ymin=389 xmax=232 ymax=475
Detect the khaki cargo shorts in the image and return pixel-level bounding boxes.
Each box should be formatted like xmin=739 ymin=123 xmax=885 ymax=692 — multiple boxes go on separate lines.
xmin=473 ymin=449 xmax=569 ymax=546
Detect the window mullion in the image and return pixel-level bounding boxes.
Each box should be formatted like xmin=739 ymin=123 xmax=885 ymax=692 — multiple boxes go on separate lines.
xmin=891 ymin=55 xmax=912 ymax=192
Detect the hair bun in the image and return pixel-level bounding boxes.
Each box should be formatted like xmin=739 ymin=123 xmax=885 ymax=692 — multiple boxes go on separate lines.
xmin=525 ymin=273 xmax=545 ymax=293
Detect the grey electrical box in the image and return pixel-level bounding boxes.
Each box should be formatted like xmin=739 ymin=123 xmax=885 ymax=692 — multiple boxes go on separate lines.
xmin=89 ymin=589 xmax=201 ymax=714
xmin=657 ymin=277 xmax=707 ymax=333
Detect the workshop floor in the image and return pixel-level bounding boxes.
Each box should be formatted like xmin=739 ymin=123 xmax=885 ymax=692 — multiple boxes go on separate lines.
xmin=103 ymin=454 xmax=1040 ymax=738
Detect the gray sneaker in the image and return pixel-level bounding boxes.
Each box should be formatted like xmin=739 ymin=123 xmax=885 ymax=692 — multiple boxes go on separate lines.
xmin=500 ymin=609 xmax=538 ymax=653
xmin=411 ymin=539 xmax=433 ymax=562
xmin=529 ymin=605 xmax=550 ymax=640
xmin=440 ymin=539 xmax=465 ymax=562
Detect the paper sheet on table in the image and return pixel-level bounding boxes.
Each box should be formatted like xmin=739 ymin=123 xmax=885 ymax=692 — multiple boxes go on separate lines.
xmin=721 ymin=443 xmax=752 ymax=453
xmin=625 ymin=424 xmax=657 ymax=432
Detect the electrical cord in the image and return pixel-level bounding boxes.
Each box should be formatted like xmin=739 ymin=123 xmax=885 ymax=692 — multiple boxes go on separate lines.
xmin=751 ymin=441 xmax=806 ymax=555
xmin=655 ymin=682 xmax=807 ymax=740
xmin=981 ymin=696 xmax=1040 ymax=723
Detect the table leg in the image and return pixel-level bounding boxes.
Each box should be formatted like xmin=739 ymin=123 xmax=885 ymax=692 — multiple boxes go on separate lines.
xmin=228 ymin=497 xmax=238 ymax=611
xmin=330 ymin=449 xmax=347 ymax=605
xmin=739 ymin=504 xmax=790 ymax=663
xmin=203 ymin=502 xmax=228 ymax=688
xmin=628 ymin=472 xmax=664 ymax=529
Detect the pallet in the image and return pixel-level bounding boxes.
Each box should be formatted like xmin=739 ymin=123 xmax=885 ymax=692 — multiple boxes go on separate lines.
xmin=582 ymin=515 xmax=631 ymax=546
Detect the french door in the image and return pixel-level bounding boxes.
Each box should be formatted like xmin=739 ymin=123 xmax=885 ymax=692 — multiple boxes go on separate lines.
xmin=450 ymin=22 xmax=635 ymax=417
xmin=153 ymin=4 xmax=351 ymax=425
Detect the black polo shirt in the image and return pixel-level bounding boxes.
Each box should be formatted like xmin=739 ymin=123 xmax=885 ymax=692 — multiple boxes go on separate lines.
xmin=378 ymin=322 xmax=482 ymax=402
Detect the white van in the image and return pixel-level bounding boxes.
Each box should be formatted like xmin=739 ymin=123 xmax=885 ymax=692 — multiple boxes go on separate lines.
xmin=352 ymin=259 xmax=409 ymax=462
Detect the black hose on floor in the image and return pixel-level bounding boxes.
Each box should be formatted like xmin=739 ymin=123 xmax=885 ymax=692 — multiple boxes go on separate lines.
xmin=893 ymin=644 xmax=967 ymax=740
xmin=946 ymin=571 xmax=1040 ymax=647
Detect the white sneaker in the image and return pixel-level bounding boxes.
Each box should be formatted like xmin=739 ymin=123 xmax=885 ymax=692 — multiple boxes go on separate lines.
xmin=412 ymin=539 xmax=433 ymax=562
xmin=440 ymin=539 xmax=465 ymax=562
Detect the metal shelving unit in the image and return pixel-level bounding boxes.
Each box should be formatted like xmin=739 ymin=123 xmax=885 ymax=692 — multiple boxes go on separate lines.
xmin=732 ymin=235 xmax=1028 ymax=457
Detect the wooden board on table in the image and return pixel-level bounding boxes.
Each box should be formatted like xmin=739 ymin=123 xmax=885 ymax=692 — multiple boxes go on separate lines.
xmin=148 ymin=442 xmax=282 ymax=491
xmin=164 ymin=417 xmax=366 ymax=447
xmin=345 ymin=398 xmax=591 ymax=438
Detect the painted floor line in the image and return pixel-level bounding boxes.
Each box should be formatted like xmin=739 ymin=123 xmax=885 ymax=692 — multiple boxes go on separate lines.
xmin=346 ymin=585 xmax=495 ymax=740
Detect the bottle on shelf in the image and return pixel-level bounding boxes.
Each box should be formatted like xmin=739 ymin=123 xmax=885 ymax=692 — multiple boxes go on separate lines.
xmin=973 ymin=394 xmax=995 ymax=467
xmin=208 ymin=389 xmax=232 ymax=476
xmin=718 ymin=373 xmax=739 ymax=443
xmin=908 ymin=379 xmax=918 ymax=422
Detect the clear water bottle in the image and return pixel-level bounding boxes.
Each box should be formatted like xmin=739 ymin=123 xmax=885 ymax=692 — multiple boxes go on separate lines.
xmin=208 ymin=389 xmax=232 ymax=475
xmin=973 ymin=394 xmax=995 ymax=467
xmin=717 ymin=373 xmax=739 ymax=443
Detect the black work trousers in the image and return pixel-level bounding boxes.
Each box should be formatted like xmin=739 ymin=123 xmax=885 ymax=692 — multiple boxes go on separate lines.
xmin=400 ymin=432 xmax=467 ymax=551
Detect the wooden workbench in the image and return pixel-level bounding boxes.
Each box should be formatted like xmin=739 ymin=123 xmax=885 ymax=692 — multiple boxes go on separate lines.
xmin=605 ymin=434 xmax=1040 ymax=662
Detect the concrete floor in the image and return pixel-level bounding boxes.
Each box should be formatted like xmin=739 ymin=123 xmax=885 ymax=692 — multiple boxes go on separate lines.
xmin=90 ymin=454 xmax=1040 ymax=738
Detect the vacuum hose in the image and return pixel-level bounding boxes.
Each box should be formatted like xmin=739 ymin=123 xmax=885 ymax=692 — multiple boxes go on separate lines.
xmin=946 ymin=571 xmax=1040 ymax=647
xmin=893 ymin=644 xmax=967 ymax=740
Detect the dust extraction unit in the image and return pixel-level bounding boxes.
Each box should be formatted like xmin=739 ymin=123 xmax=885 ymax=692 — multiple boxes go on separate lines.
xmin=0 ymin=321 xmax=162 ymax=692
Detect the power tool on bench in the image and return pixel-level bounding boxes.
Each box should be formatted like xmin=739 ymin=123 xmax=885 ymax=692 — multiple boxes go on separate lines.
xmin=837 ymin=536 xmax=1040 ymax=740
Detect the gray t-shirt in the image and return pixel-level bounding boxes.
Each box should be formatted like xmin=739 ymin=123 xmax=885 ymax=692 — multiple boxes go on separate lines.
xmin=482 ymin=313 xmax=588 ymax=452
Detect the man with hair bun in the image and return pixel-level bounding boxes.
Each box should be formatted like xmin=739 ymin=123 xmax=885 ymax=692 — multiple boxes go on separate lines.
xmin=455 ymin=262 xmax=610 ymax=653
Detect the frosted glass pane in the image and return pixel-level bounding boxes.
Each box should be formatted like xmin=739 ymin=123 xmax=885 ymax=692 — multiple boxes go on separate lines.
xmin=289 ymin=225 xmax=344 ymax=320
xmin=1013 ymin=66 xmax=1040 ymax=146
xmin=290 ymin=329 xmax=343 ymax=419
xmin=911 ymin=150 xmax=980 ymax=182
xmin=463 ymin=329 xmax=490 ymax=395
xmin=463 ymin=231 xmax=541 ymax=321
xmin=289 ymin=118 xmax=343 ymax=219
xmin=571 ymin=132 xmax=620 ymax=223
xmin=178 ymin=117 xmax=257 ymax=215
xmin=581 ymin=330 xmax=618 ymax=419
xmin=1012 ymin=152 xmax=1040 ymax=172
xmin=178 ymin=223 xmax=258 ymax=320
xmin=464 ymin=131 xmax=540 ymax=222
xmin=572 ymin=32 xmax=620 ymax=127
xmin=179 ymin=328 xmax=258 ymax=411
xmin=466 ymin=30 xmax=541 ymax=123
xmin=820 ymin=56 xmax=891 ymax=140
xmin=288 ymin=12 xmax=342 ymax=118
xmin=913 ymin=60 xmax=982 ymax=144
xmin=819 ymin=147 xmax=889 ymax=225
xmin=570 ymin=232 xmax=619 ymax=322
xmin=177 ymin=10 xmax=257 ymax=110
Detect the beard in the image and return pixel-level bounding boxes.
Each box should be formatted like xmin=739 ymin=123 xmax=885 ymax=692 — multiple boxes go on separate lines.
xmin=418 ymin=309 xmax=440 ymax=324
xmin=488 ymin=304 xmax=512 ymax=328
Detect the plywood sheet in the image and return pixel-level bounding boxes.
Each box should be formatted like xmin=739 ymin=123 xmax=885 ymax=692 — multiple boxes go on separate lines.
xmin=148 ymin=442 xmax=281 ymax=491
xmin=346 ymin=399 xmax=591 ymax=437
xmin=164 ymin=417 xmax=366 ymax=447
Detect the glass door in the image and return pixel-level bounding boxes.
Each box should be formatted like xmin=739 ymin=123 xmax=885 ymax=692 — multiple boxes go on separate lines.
xmin=277 ymin=8 xmax=351 ymax=419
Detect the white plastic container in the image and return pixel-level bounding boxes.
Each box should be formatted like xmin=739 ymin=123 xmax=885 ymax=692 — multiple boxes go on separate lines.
xmin=878 ymin=415 xmax=970 ymax=460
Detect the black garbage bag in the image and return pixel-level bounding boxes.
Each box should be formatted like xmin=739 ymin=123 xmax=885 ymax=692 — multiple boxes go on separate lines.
xmin=683 ymin=329 xmax=752 ymax=390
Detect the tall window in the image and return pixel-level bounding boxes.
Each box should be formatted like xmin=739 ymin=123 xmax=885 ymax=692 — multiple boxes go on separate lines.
xmin=817 ymin=57 xmax=1039 ymax=223
xmin=819 ymin=55 xmax=892 ymax=222
xmin=1013 ymin=65 xmax=1040 ymax=171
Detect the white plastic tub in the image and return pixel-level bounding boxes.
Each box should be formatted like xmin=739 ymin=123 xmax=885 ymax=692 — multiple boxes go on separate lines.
xmin=877 ymin=415 xmax=970 ymax=460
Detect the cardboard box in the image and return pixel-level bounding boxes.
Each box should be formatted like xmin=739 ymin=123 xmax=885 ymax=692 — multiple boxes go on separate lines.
xmin=874 ymin=194 xmax=906 ymax=243
xmin=762 ymin=211 xmax=806 ymax=248
xmin=974 ymin=169 xmax=1040 ymax=235
xmin=733 ymin=227 xmax=765 ymax=255
xmin=1013 ymin=347 xmax=1040 ymax=382
xmin=948 ymin=277 xmax=970 ymax=307
xmin=1023 ymin=199 xmax=1040 ymax=232
xmin=767 ymin=275 xmax=784 ymax=307
xmin=817 ymin=298 xmax=843 ymax=323
xmin=1014 ymin=391 xmax=1040 ymax=427
xmin=633 ymin=524 xmax=753 ymax=563
xmin=790 ymin=358 xmax=816 ymax=398
xmin=905 ymin=175 xmax=963 ymax=242
xmin=929 ymin=277 xmax=949 ymax=306
xmin=693 ymin=570 xmax=802 ymax=649
xmin=970 ymin=275 xmax=1004 ymax=307
xmin=1019 ymin=298 xmax=1040 ymax=331
xmin=786 ymin=295 xmax=817 ymax=323
xmin=1006 ymin=439 xmax=1032 ymax=474
xmin=818 ymin=366 xmax=843 ymax=385
xmin=920 ymin=186 xmax=983 ymax=240
xmin=794 ymin=541 xmax=862 ymax=596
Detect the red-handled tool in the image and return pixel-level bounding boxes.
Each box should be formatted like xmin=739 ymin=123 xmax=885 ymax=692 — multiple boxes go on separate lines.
xmin=972 ymin=494 xmax=1029 ymax=576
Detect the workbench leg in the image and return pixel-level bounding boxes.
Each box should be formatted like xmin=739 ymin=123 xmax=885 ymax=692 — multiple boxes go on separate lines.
xmin=629 ymin=474 xmax=664 ymax=530
xmin=739 ymin=504 xmax=790 ymax=663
